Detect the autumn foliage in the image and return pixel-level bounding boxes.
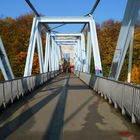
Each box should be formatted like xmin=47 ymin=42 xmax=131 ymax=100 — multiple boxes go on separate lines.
xmin=131 ymin=64 xmax=140 ymax=84
xmin=0 ymin=13 xmax=140 ymax=84
xmin=89 ymin=19 xmax=140 ymax=84
xmin=0 ymin=13 xmax=47 ymax=78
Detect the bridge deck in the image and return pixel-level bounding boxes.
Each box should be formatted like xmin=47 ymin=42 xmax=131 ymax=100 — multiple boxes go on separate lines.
xmin=0 ymin=74 xmax=140 ymax=140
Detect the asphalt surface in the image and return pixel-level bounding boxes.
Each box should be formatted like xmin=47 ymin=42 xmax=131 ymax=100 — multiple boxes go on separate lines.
xmin=0 ymin=73 xmax=140 ymax=140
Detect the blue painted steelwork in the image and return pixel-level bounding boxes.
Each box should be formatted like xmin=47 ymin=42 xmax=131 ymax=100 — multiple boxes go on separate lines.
xmin=0 ymin=37 xmax=14 ymax=80
xmin=109 ymin=0 xmax=140 ymax=80
xmin=24 ymin=16 xmax=103 ymax=76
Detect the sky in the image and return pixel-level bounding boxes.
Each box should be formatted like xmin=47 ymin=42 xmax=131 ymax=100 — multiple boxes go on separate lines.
xmin=0 ymin=0 xmax=127 ymax=32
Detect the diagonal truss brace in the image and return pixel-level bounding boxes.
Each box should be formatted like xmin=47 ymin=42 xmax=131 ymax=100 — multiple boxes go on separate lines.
xmin=109 ymin=0 xmax=140 ymax=80
xmin=24 ymin=16 xmax=103 ymax=76
xmin=0 ymin=37 xmax=14 ymax=80
xmin=24 ymin=17 xmax=44 ymax=77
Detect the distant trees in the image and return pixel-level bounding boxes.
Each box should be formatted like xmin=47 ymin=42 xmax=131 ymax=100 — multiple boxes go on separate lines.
xmin=97 ymin=20 xmax=121 ymax=76
xmin=0 ymin=13 xmax=140 ymax=84
xmin=131 ymin=64 xmax=140 ymax=84
xmin=91 ymin=20 xmax=140 ymax=84
xmin=0 ymin=13 xmax=48 ymax=79
xmin=0 ymin=13 xmax=34 ymax=78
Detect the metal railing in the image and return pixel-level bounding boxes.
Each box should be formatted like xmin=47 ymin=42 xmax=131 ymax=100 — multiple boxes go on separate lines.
xmin=0 ymin=71 xmax=60 ymax=108
xmin=75 ymin=71 xmax=140 ymax=124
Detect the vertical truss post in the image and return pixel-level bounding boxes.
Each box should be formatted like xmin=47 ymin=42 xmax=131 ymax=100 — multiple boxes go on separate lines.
xmin=86 ymin=32 xmax=92 ymax=73
xmin=74 ymin=44 xmax=76 ymax=70
xmin=58 ymin=45 xmax=63 ymax=71
xmin=89 ymin=16 xmax=103 ymax=76
xmin=77 ymin=39 xmax=82 ymax=71
xmin=54 ymin=42 xmax=58 ymax=70
xmin=127 ymin=27 xmax=134 ymax=83
xmin=55 ymin=46 xmax=59 ymax=70
xmin=81 ymin=34 xmax=86 ymax=72
xmin=48 ymin=40 xmax=52 ymax=72
xmin=36 ymin=25 xmax=44 ymax=73
xmin=74 ymin=43 xmax=78 ymax=70
xmin=51 ymin=37 xmax=55 ymax=71
xmin=48 ymin=36 xmax=53 ymax=72
xmin=79 ymin=39 xmax=82 ymax=71
xmin=59 ymin=45 xmax=63 ymax=62
xmin=56 ymin=45 xmax=61 ymax=70
xmin=24 ymin=17 xmax=38 ymax=77
xmin=53 ymin=40 xmax=56 ymax=71
xmin=0 ymin=37 xmax=14 ymax=80
xmin=44 ymin=33 xmax=50 ymax=72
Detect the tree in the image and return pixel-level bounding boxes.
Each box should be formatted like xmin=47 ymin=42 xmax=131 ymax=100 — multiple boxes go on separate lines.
xmin=131 ymin=64 xmax=140 ymax=84
xmin=0 ymin=15 xmax=140 ymax=85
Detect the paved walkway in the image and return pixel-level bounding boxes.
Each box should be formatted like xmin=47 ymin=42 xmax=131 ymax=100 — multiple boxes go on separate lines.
xmin=0 ymin=74 xmax=140 ymax=140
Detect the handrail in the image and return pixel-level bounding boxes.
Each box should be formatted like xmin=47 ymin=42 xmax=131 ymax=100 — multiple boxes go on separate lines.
xmin=0 ymin=71 xmax=59 ymax=83
xmin=0 ymin=71 xmax=60 ymax=108
xmin=75 ymin=70 xmax=140 ymax=124
xmin=76 ymin=71 xmax=140 ymax=89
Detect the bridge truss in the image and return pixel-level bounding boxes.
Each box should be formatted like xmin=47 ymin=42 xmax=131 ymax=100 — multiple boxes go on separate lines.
xmin=0 ymin=0 xmax=139 ymax=83
xmin=109 ymin=0 xmax=140 ymax=81
xmin=24 ymin=15 xmax=103 ymax=77
xmin=0 ymin=0 xmax=140 ymax=126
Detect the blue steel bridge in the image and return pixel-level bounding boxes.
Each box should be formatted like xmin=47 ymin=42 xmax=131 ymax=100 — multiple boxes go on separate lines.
xmin=0 ymin=0 xmax=140 ymax=139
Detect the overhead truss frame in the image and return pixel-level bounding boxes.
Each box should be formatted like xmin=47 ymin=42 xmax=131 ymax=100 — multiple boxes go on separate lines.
xmin=24 ymin=15 xmax=103 ymax=76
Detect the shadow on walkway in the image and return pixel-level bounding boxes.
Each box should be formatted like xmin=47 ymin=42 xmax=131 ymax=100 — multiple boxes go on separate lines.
xmin=0 ymin=76 xmax=64 ymax=140
xmin=42 ymin=74 xmax=70 ymax=140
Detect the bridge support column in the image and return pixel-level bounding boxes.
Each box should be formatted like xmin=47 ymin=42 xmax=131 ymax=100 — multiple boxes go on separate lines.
xmin=36 ymin=25 xmax=44 ymax=73
xmin=109 ymin=0 xmax=140 ymax=80
xmin=24 ymin=17 xmax=44 ymax=76
xmin=0 ymin=37 xmax=14 ymax=80
xmin=56 ymin=45 xmax=61 ymax=70
xmin=127 ymin=27 xmax=134 ymax=83
xmin=74 ymin=44 xmax=78 ymax=70
xmin=51 ymin=37 xmax=55 ymax=71
xmin=89 ymin=16 xmax=103 ymax=76
xmin=81 ymin=34 xmax=86 ymax=72
xmin=44 ymin=33 xmax=51 ymax=72
xmin=86 ymin=32 xmax=91 ymax=73
xmin=77 ymin=39 xmax=82 ymax=71
xmin=54 ymin=42 xmax=59 ymax=70
xmin=24 ymin=17 xmax=38 ymax=76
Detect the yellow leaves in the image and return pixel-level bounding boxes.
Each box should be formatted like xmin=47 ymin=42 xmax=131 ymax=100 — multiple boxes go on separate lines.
xmin=3 ymin=17 xmax=15 ymax=24
xmin=97 ymin=20 xmax=121 ymax=76
xmin=134 ymin=27 xmax=140 ymax=49
xmin=32 ymin=53 xmax=40 ymax=74
xmin=17 ymin=51 xmax=27 ymax=62
xmin=131 ymin=64 xmax=140 ymax=84
xmin=17 ymin=51 xmax=40 ymax=74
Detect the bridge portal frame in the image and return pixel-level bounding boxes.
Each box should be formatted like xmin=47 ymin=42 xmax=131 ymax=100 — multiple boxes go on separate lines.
xmin=51 ymin=33 xmax=87 ymax=72
xmin=24 ymin=16 xmax=102 ymax=76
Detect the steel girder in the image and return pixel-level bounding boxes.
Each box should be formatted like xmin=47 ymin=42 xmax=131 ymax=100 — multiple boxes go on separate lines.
xmin=51 ymin=33 xmax=87 ymax=72
xmin=127 ymin=28 xmax=134 ymax=82
xmin=24 ymin=18 xmax=43 ymax=76
xmin=0 ymin=37 xmax=14 ymax=80
xmin=24 ymin=16 xmax=102 ymax=76
xmin=44 ymin=33 xmax=50 ymax=72
xmin=86 ymin=32 xmax=92 ymax=73
xmin=109 ymin=0 xmax=140 ymax=80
